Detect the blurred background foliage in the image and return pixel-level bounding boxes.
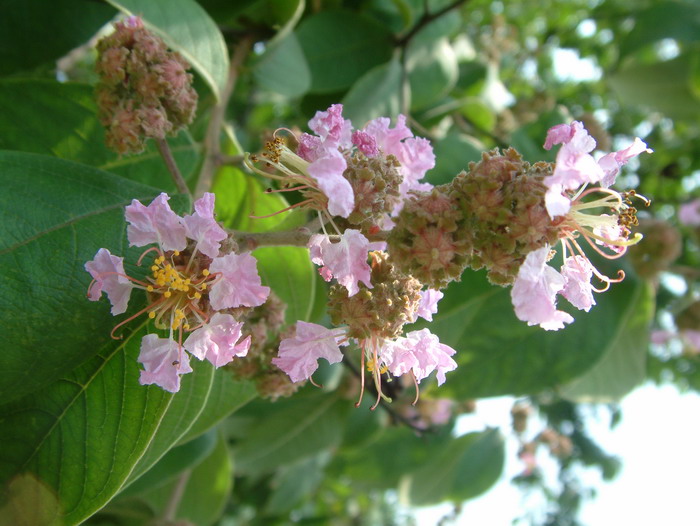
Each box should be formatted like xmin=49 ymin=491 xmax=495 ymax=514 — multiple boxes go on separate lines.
xmin=0 ymin=0 xmax=699 ymax=525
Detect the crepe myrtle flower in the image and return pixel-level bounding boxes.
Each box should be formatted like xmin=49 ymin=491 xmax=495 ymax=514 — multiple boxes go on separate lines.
xmin=85 ymin=192 xmax=269 ymax=392
xmin=244 ymin=104 xmax=434 ymax=224
xmin=510 ymin=122 xmax=652 ymax=330
xmin=273 ymin=321 xmax=456 ymax=410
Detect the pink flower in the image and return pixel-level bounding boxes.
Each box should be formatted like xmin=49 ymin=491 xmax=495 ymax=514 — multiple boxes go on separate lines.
xmin=296 ymin=133 xmax=323 ymax=162
xmin=679 ymin=199 xmax=700 ymax=226
xmin=511 ymin=247 xmax=574 ymax=331
xmin=598 ymin=137 xmax=653 ymax=188
xmin=413 ymin=289 xmax=444 ymax=322
xmin=272 ymin=321 xmax=347 ymax=383
xmin=384 ymin=329 xmax=457 ymax=385
xmin=362 ymin=115 xmax=413 ymax=153
xmin=138 ymin=334 xmax=193 ymax=393
xmin=85 ymin=248 xmax=133 ymax=315
xmin=352 ymin=130 xmax=379 ymax=157
xmin=560 ymin=255 xmax=595 ymax=312
xmin=182 ymin=192 xmax=227 ymax=258
xmin=184 ymin=312 xmax=250 ymax=367
xmin=208 ymin=253 xmax=270 ymax=310
xmin=308 ymin=229 xmax=378 ymax=296
xmin=307 ymin=148 xmax=354 ymax=218
xmin=124 ymin=192 xmax=187 ymax=251
xmin=308 ymin=103 xmax=353 ymax=149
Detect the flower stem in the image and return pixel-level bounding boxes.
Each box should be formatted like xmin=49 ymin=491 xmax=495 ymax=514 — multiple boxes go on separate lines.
xmin=155 ymin=138 xmax=191 ymax=198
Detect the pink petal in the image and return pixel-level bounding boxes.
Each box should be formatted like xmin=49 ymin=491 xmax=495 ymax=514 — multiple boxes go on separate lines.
xmin=598 ymin=137 xmax=652 ymax=188
xmin=307 ymin=230 xmax=374 ymax=297
xmin=85 ymin=248 xmax=133 ymax=315
xmin=352 ymin=130 xmax=379 ymax=157
xmin=272 ymin=321 xmax=347 ymax=383
xmin=124 ymin=193 xmax=187 ymax=251
xmin=413 ymin=289 xmax=444 ymax=322
xmin=208 ymin=253 xmax=270 ymax=310
xmin=560 ymin=255 xmax=596 ymax=312
xmin=511 ymin=247 xmax=574 ymax=331
xmin=138 ymin=334 xmax=193 ymax=393
xmin=297 ymin=133 xmax=322 ymax=162
xmin=543 ymin=123 xmax=577 ymax=150
xmin=307 ymin=149 xmax=354 ymax=218
xmin=386 ymin=328 xmax=457 ymax=385
xmin=182 ymin=192 xmax=227 ymax=258
xmin=362 ymin=115 xmax=413 ymax=154
xmin=544 ymin=184 xmax=573 ymax=219
xmin=184 ymin=312 xmax=250 ymax=367
xmin=308 ymin=104 xmax=353 ymax=149
xmin=679 ymin=199 xmax=700 ymax=227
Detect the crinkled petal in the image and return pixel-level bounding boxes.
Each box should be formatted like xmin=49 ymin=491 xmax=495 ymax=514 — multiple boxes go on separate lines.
xmin=272 ymin=321 xmax=347 ymax=383
xmin=511 ymin=247 xmax=574 ymax=330
xmin=184 ymin=312 xmax=250 ymax=367
xmin=362 ymin=115 xmax=413 ymax=154
xmin=560 ymin=255 xmax=596 ymax=312
xmin=544 ymin=184 xmax=572 ymax=219
xmin=297 ymin=133 xmax=323 ymax=162
xmin=138 ymin=334 xmax=193 ymax=393
xmin=544 ymin=123 xmax=578 ymax=150
xmin=308 ymin=104 xmax=353 ymax=149
xmin=386 ymin=329 xmax=457 ymax=385
xmin=85 ymin=248 xmax=133 ymax=315
xmin=308 ymin=230 xmax=373 ymax=296
xmin=396 ymin=136 xmax=435 ymax=184
xmin=413 ymin=289 xmax=444 ymax=322
xmin=209 ymin=253 xmax=270 ymax=310
xmin=124 ymin=192 xmax=187 ymax=251
xmin=598 ymin=137 xmax=653 ymax=188
xmin=352 ymin=130 xmax=379 ymax=157
xmin=182 ymin=192 xmax=227 ymax=258
xmin=308 ymin=149 xmax=354 ymax=217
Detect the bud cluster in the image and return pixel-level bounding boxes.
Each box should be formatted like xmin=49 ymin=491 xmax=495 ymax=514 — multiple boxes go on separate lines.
xmin=95 ymin=16 xmax=198 ymax=154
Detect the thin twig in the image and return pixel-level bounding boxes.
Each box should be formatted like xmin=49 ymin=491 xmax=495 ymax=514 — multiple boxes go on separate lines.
xmin=217 ymin=153 xmax=245 ymax=166
xmin=231 ymin=215 xmax=327 ymax=251
xmin=195 ymin=37 xmax=253 ymax=199
xmin=395 ymin=0 xmax=468 ymax=47
xmin=155 ymin=138 xmax=191 ymax=198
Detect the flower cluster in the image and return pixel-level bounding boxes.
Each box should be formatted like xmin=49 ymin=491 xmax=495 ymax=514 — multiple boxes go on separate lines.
xmin=245 ymin=104 xmax=434 ymax=233
xmin=85 ymin=192 xmax=269 ymax=392
xmin=95 ymin=16 xmax=198 ymax=154
xmin=510 ymin=122 xmax=652 ymax=330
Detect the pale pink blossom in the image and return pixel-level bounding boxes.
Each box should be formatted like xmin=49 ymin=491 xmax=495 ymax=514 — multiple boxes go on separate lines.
xmin=272 ymin=321 xmax=347 ymax=382
xmin=184 ymin=312 xmax=250 ymax=367
xmin=543 ymin=122 xmax=578 ymax=150
xmin=679 ymin=199 xmax=700 ymax=226
xmin=138 ymin=334 xmax=193 ymax=393
xmin=125 ymin=192 xmax=187 ymax=251
xmin=181 ymin=192 xmax=227 ymax=258
xmin=593 ymin=219 xmax=626 ymax=254
xmin=308 ymin=103 xmax=353 ymax=149
xmin=598 ymin=137 xmax=652 ymax=188
xmin=650 ymin=330 xmax=674 ymax=345
xmin=308 ymin=230 xmax=379 ymax=296
xmin=85 ymin=248 xmax=133 ymax=315
xmin=208 ymin=253 xmax=270 ymax=310
xmin=413 ymin=289 xmax=444 ymax=322
xmin=296 ymin=133 xmax=323 ymax=161
xmin=511 ymin=247 xmax=574 ymax=330
xmin=307 ymin=148 xmax=354 ymax=218
xmin=362 ymin=115 xmax=413 ymax=153
xmin=385 ymin=328 xmax=457 ymax=385
xmin=560 ymin=255 xmax=596 ymax=312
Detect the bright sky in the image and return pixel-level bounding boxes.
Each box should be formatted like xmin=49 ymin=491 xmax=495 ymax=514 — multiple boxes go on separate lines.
xmin=413 ymin=383 xmax=700 ymax=525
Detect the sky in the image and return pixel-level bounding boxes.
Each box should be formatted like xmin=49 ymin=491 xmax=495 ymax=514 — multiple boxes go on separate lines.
xmin=413 ymin=382 xmax=700 ymax=526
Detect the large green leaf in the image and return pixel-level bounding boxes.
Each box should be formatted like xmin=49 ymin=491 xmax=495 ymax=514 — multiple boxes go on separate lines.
xmin=407 ymin=428 xmax=504 ymax=506
xmin=0 ymin=79 xmax=200 ymax=191
xmin=426 ymin=261 xmax=646 ymax=400
xmin=407 ymin=37 xmax=458 ymax=111
xmin=0 ymin=324 xmax=175 ymax=525
xmin=0 ymin=151 xmax=179 ymax=403
xmin=232 ymin=392 xmax=345 ymax=474
xmin=105 ymin=0 xmax=229 ymax=100
xmin=560 ymin=281 xmax=654 ymax=402
xmin=342 ymin=58 xmax=403 ymax=125
xmin=296 ymin=10 xmax=394 ymax=94
xmin=0 ymin=0 xmax=115 ymax=76
xmin=253 ymin=32 xmax=311 ymax=97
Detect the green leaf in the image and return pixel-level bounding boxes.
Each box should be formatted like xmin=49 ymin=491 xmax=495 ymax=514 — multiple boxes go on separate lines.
xmin=139 ymin=431 xmax=233 ymax=526
xmin=560 ymin=281 xmax=654 ymax=402
xmin=407 ymin=38 xmax=458 ymax=111
xmin=0 ymin=324 xmax=175 ymax=525
xmin=0 ymin=151 xmax=176 ymax=403
xmin=428 ymin=262 xmax=646 ymax=399
xmin=265 ymin=452 xmax=330 ymax=515
xmin=253 ymin=32 xmax=311 ymax=97
xmin=232 ymin=392 xmax=345 ymax=474
xmin=407 ymin=428 xmax=505 ymax=505
xmin=342 ymin=58 xmax=403 ymax=125
xmin=429 ymin=130 xmax=484 ymax=185
xmin=0 ymin=79 xmax=200 ymax=191
xmin=105 ymin=0 xmax=229 ymax=100
xmin=0 ymin=0 xmax=115 ymax=76
xmin=296 ymin=10 xmax=394 ymax=94
xmin=254 ymin=246 xmax=316 ymax=324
